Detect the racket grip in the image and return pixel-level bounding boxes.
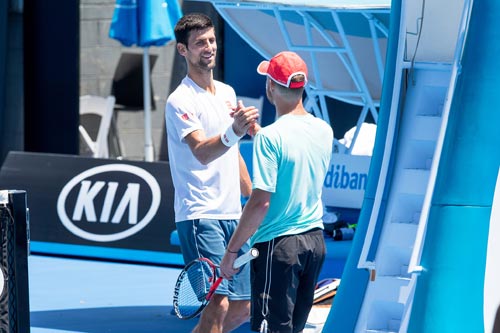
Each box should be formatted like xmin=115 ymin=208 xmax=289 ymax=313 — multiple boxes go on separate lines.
xmin=233 ymin=248 xmax=259 ymax=269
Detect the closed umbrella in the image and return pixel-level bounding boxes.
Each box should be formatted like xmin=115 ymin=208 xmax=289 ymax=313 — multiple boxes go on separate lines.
xmin=109 ymin=0 xmax=182 ymax=161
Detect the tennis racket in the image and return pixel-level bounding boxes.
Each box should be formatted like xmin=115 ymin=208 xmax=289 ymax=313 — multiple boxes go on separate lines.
xmin=173 ymin=248 xmax=259 ymax=320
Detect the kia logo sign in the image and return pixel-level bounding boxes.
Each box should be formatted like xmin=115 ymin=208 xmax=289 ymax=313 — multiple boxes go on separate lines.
xmin=57 ymin=164 xmax=161 ymax=242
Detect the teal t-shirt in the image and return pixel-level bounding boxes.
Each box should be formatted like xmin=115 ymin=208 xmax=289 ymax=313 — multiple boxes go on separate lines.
xmin=250 ymin=113 xmax=333 ymax=244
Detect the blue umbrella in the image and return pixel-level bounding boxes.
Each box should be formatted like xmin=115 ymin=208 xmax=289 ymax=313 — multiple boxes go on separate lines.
xmin=109 ymin=0 xmax=182 ymax=161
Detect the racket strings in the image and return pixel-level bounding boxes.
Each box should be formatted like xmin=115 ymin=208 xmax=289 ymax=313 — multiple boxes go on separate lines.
xmin=260 ymin=238 xmax=275 ymax=333
xmin=174 ymin=260 xmax=214 ymax=318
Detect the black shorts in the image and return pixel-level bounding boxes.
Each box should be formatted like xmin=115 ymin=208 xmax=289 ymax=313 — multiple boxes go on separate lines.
xmin=250 ymin=228 xmax=326 ymax=333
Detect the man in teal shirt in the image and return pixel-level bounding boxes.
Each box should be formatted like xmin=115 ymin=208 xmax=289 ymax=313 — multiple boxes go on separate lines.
xmin=220 ymin=51 xmax=333 ymax=333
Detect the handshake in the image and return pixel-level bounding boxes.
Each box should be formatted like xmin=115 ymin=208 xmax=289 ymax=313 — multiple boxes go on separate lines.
xmin=227 ymin=100 xmax=261 ymax=137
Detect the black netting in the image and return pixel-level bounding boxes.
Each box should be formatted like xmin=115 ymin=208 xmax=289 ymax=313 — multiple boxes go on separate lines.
xmin=0 ymin=205 xmax=16 ymax=333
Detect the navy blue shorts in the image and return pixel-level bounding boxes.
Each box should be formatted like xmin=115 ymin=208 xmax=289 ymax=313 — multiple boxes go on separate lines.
xmin=176 ymin=219 xmax=251 ymax=301
xmin=250 ymin=228 xmax=326 ymax=333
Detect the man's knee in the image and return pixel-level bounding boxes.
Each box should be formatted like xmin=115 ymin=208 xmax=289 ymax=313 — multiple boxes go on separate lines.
xmin=229 ymin=300 xmax=250 ymax=321
xmin=209 ymin=294 xmax=230 ymax=314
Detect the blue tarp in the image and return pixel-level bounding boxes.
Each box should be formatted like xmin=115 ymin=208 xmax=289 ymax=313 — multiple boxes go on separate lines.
xmin=109 ymin=0 xmax=182 ymax=47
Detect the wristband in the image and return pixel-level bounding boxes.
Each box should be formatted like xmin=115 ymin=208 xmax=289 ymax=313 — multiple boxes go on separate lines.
xmin=221 ymin=125 xmax=241 ymax=147
xmin=226 ymin=248 xmax=239 ymax=254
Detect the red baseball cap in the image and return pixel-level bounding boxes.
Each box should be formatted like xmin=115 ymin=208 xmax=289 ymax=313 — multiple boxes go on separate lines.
xmin=257 ymin=51 xmax=308 ymax=89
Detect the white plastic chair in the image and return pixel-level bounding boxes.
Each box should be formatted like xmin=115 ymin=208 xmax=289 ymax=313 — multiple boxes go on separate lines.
xmin=79 ymin=95 xmax=116 ymax=158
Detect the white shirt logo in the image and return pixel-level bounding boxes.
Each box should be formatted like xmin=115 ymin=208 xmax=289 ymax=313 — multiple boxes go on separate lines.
xmin=57 ymin=164 xmax=161 ymax=242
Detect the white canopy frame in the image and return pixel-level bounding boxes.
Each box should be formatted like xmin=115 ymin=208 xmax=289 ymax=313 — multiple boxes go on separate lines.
xmin=200 ymin=0 xmax=390 ymax=148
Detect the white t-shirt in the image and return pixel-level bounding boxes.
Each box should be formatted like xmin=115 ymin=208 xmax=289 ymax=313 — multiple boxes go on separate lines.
xmin=165 ymin=76 xmax=242 ymax=222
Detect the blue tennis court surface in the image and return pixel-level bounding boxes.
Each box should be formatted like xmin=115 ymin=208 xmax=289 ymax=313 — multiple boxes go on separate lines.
xmin=28 ymin=255 xmax=254 ymax=333
xmin=28 ymin=253 xmax=332 ymax=332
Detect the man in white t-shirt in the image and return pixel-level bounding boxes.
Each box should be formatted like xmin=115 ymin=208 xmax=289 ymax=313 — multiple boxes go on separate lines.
xmin=165 ymin=13 xmax=259 ymax=333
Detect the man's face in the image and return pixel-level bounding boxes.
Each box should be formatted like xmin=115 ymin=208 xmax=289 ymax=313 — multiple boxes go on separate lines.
xmin=183 ymin=27 xmax=217 ymax=72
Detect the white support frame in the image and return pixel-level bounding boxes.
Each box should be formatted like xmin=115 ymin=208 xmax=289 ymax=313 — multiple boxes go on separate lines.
xmin=199 ymin=0 xmax=390 ymax=152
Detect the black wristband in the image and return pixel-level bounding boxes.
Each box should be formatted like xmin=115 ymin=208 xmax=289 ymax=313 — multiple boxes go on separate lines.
xmin=226 ymin=248 xmax=239 ymax=254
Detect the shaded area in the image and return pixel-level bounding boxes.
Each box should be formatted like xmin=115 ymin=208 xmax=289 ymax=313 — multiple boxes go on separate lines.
xmin=31 ymin=306 xmax=195 ymax=333
xmin=31 ymin=305 xmax=253 ymax=333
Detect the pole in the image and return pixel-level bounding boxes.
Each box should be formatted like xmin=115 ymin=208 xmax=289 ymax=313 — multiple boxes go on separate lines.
xmin=143 ymin=47 xmax=154 ymax=162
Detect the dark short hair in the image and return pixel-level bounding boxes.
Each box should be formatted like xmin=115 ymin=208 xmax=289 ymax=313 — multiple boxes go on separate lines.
xmin=290 ymin=74 xmax=306 ymax=86
xmin=174 ymin=13 xmax=214 ymax=46
xmin=274 ymin=74 xmax=305 ymax=98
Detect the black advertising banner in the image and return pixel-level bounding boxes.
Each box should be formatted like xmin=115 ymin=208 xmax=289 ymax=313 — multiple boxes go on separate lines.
xmin=0 ymin=152 xmax=183 ymax=266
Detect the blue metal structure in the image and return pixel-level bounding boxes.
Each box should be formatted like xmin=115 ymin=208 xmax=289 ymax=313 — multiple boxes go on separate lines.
xmin=408 ymin=0 xmax=500 ymax=331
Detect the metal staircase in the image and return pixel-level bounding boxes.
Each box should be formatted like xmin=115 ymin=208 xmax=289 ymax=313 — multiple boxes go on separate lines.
xmin=354 ymin=0 xmax=472 ymax=332
xmin=356 ymin=65 xmax=451 ymax=333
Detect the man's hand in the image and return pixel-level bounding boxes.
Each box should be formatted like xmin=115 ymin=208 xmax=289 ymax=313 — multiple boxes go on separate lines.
xmin=229 ymin=100 xmax=260 ymax=137
xmin=247 ymin=123 xmax=261 ymax=136
xmin=220 ymin=251 xmax=239 ymax=280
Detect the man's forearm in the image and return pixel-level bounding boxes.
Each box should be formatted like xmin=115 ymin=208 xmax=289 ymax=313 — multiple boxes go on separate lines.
xmin=228 ymin=190 xmax=269 ymax=252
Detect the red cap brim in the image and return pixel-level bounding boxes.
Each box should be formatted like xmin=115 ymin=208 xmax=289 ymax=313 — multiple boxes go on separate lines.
xmin=257 ymin=60 xmax=269 ymax=75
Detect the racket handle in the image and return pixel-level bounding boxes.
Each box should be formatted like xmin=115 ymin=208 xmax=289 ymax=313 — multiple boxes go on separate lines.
xmin=206 ymin=277 xmax=224 ymax=300
xmin=233 ymin=248 xmax=259 ymax=269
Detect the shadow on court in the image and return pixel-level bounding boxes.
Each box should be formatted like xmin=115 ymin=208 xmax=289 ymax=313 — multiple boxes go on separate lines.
xmin=31 ymin=306 xmax=195 ymax=332
xmin=30 ymin=305 xmax=253 ymax=333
